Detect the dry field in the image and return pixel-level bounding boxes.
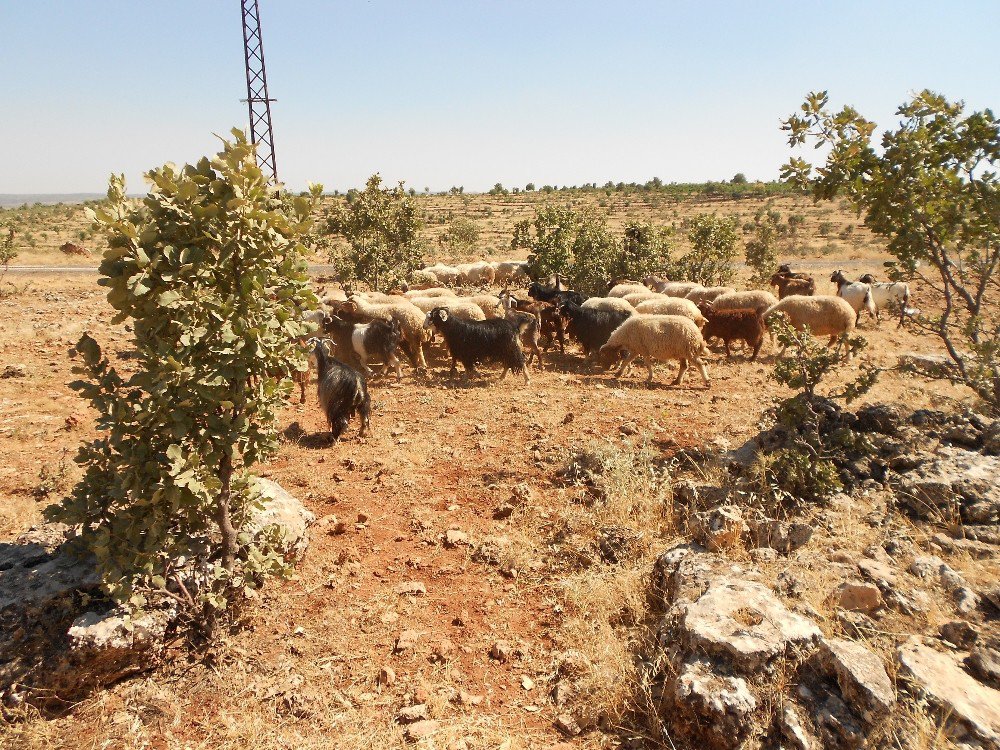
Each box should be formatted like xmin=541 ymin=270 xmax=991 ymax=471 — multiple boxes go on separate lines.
xmin=0 ymin=193 xmax=989 ymax=749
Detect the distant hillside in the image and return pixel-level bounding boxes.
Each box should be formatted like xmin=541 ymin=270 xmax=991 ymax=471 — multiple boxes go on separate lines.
xmin=0 ymin=193 xmax=104 ymax=208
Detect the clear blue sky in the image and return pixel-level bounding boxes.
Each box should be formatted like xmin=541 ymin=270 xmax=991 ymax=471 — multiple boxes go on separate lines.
xmin=2 ymin=1 xmax=997 ymax=194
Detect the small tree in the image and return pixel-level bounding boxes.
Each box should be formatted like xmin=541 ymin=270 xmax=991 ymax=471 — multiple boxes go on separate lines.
xmin=512 ymin=204 xmax=579 ymax=281
xmin=744 ymin=211 xmax=780 ymax=286
xmin=731 ymin=172 xmax=748 ymax=184
xmin=525 ymin=182 xmax=536 ymax=192
xmin=0 ymin=222 xmax=16 ymax=293
xmin=47 ymin=130 xmax=320 ymax=618
xmin=673 ymin=214 xmax=740 ymax=286
xmin=326 ymin=173 xmax=423 ymax=291
xmin=442 ymin=217 xmax=481 ymax=253
xmin=782 ymin=90 xmax=1000 ymax=414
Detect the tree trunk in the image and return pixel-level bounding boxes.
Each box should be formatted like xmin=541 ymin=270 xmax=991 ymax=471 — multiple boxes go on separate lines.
xmin=216 ymin=450 xmax=238 ymax=574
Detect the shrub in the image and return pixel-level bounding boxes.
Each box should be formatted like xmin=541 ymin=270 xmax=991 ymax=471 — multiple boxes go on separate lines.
xmin=671 ymin=214 xmax=740 ymax=286
xmin=441 ymin=217 xmax=480 ymax=252
xmin=47 ymin=130 xmax=319 ymax=618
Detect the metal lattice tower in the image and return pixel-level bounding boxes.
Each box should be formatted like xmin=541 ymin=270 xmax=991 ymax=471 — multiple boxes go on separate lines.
xmin=241 ymin=0 xmax=278 ymax=182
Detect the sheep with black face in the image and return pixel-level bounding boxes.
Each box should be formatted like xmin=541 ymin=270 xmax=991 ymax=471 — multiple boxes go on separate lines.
xmin=310 ymin=338 xmax=371 ymax=441
xmin=423 ymin=307 xmax=529 ymax=383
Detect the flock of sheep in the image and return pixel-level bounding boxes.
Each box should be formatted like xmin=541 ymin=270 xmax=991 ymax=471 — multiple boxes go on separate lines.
xmin=302 ymin=260 xmax=913 ymax=440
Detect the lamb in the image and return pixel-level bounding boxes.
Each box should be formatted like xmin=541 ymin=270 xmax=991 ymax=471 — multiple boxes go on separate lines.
xmin=697 ymin=303 xmax=766 ymax=360
xmin=581 ymin=297 xmax=637 ymax=316
xmin=598 ymin=315 xmax=710 ymax=387
xmin=556 ymin=300 xmax=634 ymax=357
xmin=709 ymin=290 xmax=779 ymax=315
xmin=634 ymin=297 xmax=707 ymax=327
xmin=830 ymin=270 xmax=876 ymax=322
xmin=764 ymin=294 xmax=858 ymax=347
xmin=310 ymin=338 xmax=371 ymax=441
xmin=685 ymin=286 xmax=735 ymax=304
xmin=608 ymin=282 xmax=650 ymax=298
xmin=423 ymin=307 xmax=529 ymax=383
xmin=858 ymin=274 xmax=912 ymax=327
xmin=470 ymin=294 xmax=505 ymax=319
xmin=343 ymin=296 xmax=429 ymax=370
xmin=770 ymin=272 xmax=816 ymax=299
xmin=322 ymin=315 xmax=404 ymax=382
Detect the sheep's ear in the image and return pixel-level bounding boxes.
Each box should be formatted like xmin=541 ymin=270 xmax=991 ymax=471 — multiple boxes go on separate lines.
xmin=438 ymin=308 xmax=449 ymax=321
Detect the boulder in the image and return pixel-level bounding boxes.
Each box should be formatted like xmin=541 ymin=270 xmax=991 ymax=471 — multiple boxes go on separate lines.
xmin=0 ymin=480 xmax=312 ymax=709
xmin=746 ymin=518 xmax=813 ymax=554
xmin=967 ymin=635 xmax=1000 ymax=690
xmin=690 ymin=505 xmax=746 ymax=552
xmin=897 ymin=639 xmax=1000 ymax=747
xmin=894 ymin=446 xmax=1000 ymax=525
xmin=813 ymin=638 xmax=895 ymax=721
xmin=669 ymin=658 xmax=758 ymax=750
xmin=831 ymin=581 xmax=884 ymax=614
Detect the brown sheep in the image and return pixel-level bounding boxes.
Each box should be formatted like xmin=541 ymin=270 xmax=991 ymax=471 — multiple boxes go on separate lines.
xmin=698 ymin=303 xmax=766 ymax=360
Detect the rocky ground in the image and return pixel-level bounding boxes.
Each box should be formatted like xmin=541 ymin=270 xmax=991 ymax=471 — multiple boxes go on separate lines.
xmin=0 ymin=269 xmax=997 ymax=749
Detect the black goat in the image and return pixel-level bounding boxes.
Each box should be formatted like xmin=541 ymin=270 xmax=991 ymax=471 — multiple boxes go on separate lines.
xmin=423 ymin=307 xmax=529 ymax=383
xmin=311 ymin=338 xmax=371 ymax=441
xmin=556 ymin=300 xmax=632 ymax=357
xmin=322 ymin=314 xmax=403 ymax=382
xmin=527 ymin=278 xmax=585 ymax=308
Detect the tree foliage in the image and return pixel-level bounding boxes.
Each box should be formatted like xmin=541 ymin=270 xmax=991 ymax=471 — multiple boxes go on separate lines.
xmin=511 ymin=206 xmax=673 ymax=295
xmin=326 ymin=174 xmax=423 ymax=291
xmin=47 ymin=130 xmax=320 ymax=615
xmin=744 ymin=211 xmax=781 ymax=287
xmin=782 ymin=89 xmax=1000 ymax=413
xmin=674 ymin=214 xmax=740 ymax=286
xmin=0 ymin=222 xmax=16 ymax=292
xmin=441 ymin=217 xmax=481 ymax=252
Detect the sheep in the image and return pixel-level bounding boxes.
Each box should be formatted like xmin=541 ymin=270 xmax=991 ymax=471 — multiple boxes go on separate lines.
xmin=623 ymin=291 xmax=668 ymax=307
xmin=356 ymin=291 xmax=406 ymax=304
xmin=409 ymin=269 xmax=439 ymax=287
xmin=424 ymin=264 xmax=460 ymax=285
xmin=343 ymin=296 xmax=429 ymax=370
xmin=310 ymin=338 xmax=371 ymax=441
xmin=830 ymin=270 xmax=876 ymax=322
xmin=764 ymin=295 xmax=858 ymax=348
xmin=492 ymin=260 xmax=529 ymax=285
xmin=406 ymin=296 xmax=485 ymax=320
xmin=709 ymin=290 xmax=779 ymax=315
xmin=456 ymin=261 xmax=496 ymax=288
xmin=598 ymin=315 xmax=710 ymax=386
xmin=581 ymin=297 xmax=637 ymax=316
xmin=322 ymin=315 xmax=404 ymax=382
xmin=608 ymin=282 xmax=650 ymax=298
xmin=770 ymin=272 xmax=816 ymax=299
xmin=697 ymin=303 xmax=766 ymax=360
xmin=499 ymin=289 xmax=566 ymax=354
xmin=644 ymin=275 xmax=702 ymax=297
xmin=405 ymin=287 xmax=454 ymax=299
xmin=470 ymin=294 xmax=505 ymax=319
xmin=556 ymin=300 xmax=634 ymax=357
xmin=634 ymin=297 xmax=707 ymax=327
xmin=685 ymin=286 xmax=735 ymax=304
xmin=423 ymin=307 xmax=529 ymax=383
xmin=858 ymin=274 xmax=912 ymax=327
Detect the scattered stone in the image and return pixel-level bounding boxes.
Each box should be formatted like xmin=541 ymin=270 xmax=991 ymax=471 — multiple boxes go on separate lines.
xmin=597 ymin=525 xmax=643 ymax=563
xmin=357 ymin=511 xmax=370 ymax=524
xmin=749 ymin=547 xmax=779 ymax=564
xmin=939 ymin=621 xmax=979 ymax=649
xmin=619 ymin=420 xmax=639 ymax=436
xmin=377 ymin=666 xmax=396 ymax=687
xmin=430 ymin=638 xmax=455 ymax=663
xmin=967 ymin=635 xmax=1000 ymax=690
xmin=815 ymin=692 xmax=864 ymax=749
xmin=489 ymin=640 xmax=512 ymax=662
xmin=1 ymin=364 xmax=27 ymax=379
xmin=521 ymin=675 xmax=534 ymax=690
xmin=555 ymin=650 xmax=591 ymax=678
xmin=403 ymin=720 xmax=440 ymax=742
xmin=394 ymin=630 xmax=420 ymax=653
xmin=814 ymin=638 xmax=895 ymax=720
xmin=492 ymin=503 xmax=515 ymax=520
xmin=444 ymin=530 xmax=469 ymax=548
xmin=457 ymin=690 xmax=483 ymax=706
xmin=895 ymin=446 xmax=1000 ymax=525
xmin=897 ymin=639 xmax=1000 ymax=747
xmin=397 ymin=703 xmax=429 ymax=724
xmin=452 ymin=610 xmax=469 ymax=627
xmin=669 ymin=658 xmax=758 ymax=750
xmin=395 ymin=581 xmax=427 ymax=596
xmin=690 ymin=505 xmax=746 ymax=552
xmin=747 ymin=518 xmax=813 ymax=554
xmin=554 ymin=713 xmax=582 ymax=737
xmin=831 ymin=581 xmax=883 ymax=614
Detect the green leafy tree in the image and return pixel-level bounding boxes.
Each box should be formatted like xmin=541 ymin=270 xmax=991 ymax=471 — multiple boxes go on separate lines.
xmin=512 ymin=205 xmax=581 ymax=282
xmin=0 ymin=222 xmax=16 ymax=293
xmin=47 ymin=130 xmax=320 ymax=617
xmin=744 ymin=211 xmax=780 ymax=286
xmin=731 ymin=172 xmax=748 ymax=184
xmin=326 ymin=173 xmax=423 ymax=291
xmin=442 ymin=217 xmax=481 ymax=253
xmin=782 ymin=90 xmax=1000 ymax=413
xmin=673 ymin=214 xmax=740 ymax=285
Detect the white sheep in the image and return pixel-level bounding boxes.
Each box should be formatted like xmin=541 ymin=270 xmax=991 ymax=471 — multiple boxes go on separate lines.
xmin=344 ymin=296 xmax=429 ymax=370
xmin=709 ymin=290 xmax=779 ymax=314
xmin=470 ymin=294 xmax=505 ymax=319
xmin=405 ymin=287 xmax=454 ymax=299
xmin=424 ymin=264 xmax=460 ymax=285
xmin=644 ymin=275 xmax=702 ymax=297
xmin=686 ymin=286 xmax=736 ymax=304
xmin=457 ymin=261 xmax=496 ymax=288
xmin=598 ymin=314 xmax=710 ymax=386
xmin=830 ymin=270 xmax=876 ymax=322
xmin=608 ymin=282 xmax=650 ymax=298
xmin=858 ymin=274 xmax=912 ymax=327
xmin=634 ymin=297 xmax=707 ymax=327
xmin=492 ymin=261 xmax=529 ymax=285
xmin=623 ymin=291 xmax=668 ymax=307
xmin=581 ymin=297 xmax=637 ymax=316
xmin=764 ymin=294 xmax=858 ymax=348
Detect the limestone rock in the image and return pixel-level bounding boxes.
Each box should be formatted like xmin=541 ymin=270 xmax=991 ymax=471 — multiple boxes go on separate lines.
xmin=894 ymin=446 xmax=1000 ymax=525
xmin=677 ymin=576 xmax=822 ymax=671
xmin=397 ymin=703 xmax=428 ymax=723
xmin=814 ymin=638 xmax=895 ymax=721
xmin=249 ymin=478 xmax=316 ymax=561
xmin=747 ymin=518 xmax=813 ymax=554
xmin=403 ymin=720 xmax=439 ymax=742
xmin=897 ymin=639 xmax=1000 ymax=747
xmin=831 ymin=581 xmax=883 ymax=614
xmin=967 ymin=635 xmax=1000 ymax=690
xmin=0 ymin=363 xmax=27 ymax=379
xmin=690 ymin=505 xmax=746 ymax=552
xmin=669 ymin=658 xmax=758 ymax=750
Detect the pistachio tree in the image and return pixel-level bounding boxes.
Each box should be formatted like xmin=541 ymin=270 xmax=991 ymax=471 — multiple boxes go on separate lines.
xmin=674 ymin=214 xmax=740 ymax=286
xmin=47 ymin=130 xmax=320 ymax=617
xmin=782 ymin=90 xmax=1000 ymax=413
